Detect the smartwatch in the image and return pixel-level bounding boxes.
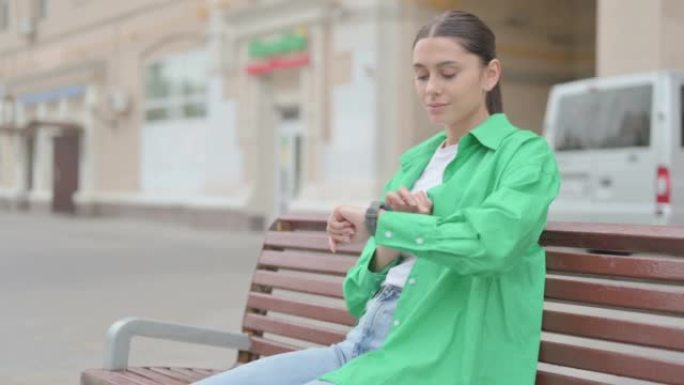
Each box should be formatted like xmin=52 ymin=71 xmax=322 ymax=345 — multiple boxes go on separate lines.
xmin=365 ymin=201 xmax=390 ymax=235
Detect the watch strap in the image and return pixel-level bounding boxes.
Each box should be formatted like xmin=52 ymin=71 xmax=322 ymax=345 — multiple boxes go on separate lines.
xmin=365 ymin=201 xmax=391 ymax=235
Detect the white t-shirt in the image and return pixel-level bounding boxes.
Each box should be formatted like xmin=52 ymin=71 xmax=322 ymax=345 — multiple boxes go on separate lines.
xmin=383 ymin=141 xmax=458 ymax=288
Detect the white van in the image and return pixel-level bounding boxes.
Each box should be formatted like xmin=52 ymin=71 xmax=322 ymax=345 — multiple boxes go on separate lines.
xmin=544 ymin=70 xmax=684 ymax=225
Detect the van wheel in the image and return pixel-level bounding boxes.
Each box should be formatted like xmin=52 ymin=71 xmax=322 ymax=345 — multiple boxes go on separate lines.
xmin=587 ymin=248 xmax=632 ymax=256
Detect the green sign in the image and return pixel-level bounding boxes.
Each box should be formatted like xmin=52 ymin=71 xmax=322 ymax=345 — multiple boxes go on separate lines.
xmin=249 ymin=31 xmax=308 ymax=59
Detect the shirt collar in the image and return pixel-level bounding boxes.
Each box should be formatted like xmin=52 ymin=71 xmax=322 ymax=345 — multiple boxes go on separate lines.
xmin=468 ymin=113 xmax=516 ymax=151
xmin=400 ymin=113 xmax=515 ymax=168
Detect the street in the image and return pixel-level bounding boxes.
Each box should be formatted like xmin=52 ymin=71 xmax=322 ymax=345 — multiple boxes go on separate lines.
xmin=0 ymin=212 xmax=264 ymax=385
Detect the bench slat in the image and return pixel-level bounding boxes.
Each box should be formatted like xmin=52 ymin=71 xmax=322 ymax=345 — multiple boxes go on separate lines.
xmin=258 ymin=250 xmax=356 ymax=276
xmin=187 ymin=368 xmax=221 ymax=377
xmin=547 ymin=250 xmax=684 ymax=282
xmin=252 ymin=271 xmax=344 ymax=298
xmin=250 ymin=336 xmax=298 ymax=357
xmin=146 ymin=368 xmax=198 ymax=384
xmin=244 ymin=313 xmax=346 ymax=346
xmin=275 ymin=213 xmax=328 ymax=231
xmin=187 ymin=369 xmax=215 ymax=375
xmin=81 ymin=368 xmax=220 ymax=385
xmin=247 ymin=292 xmax=356 ymax=326
xmin=125 ymin=368 xmax=187 ymax=385
xmin=82 ymin=369 xmax=162 ymax=385
xmin=264 ymin=231 xmax=363 ymax=254
xmin=543 ymin=308 xmax=684 ymax=351
xmin=542 ymin=222 xmax=684 ymax=254
xmin=545 ymin=275 xmax=684 ymax=315
xmin=536 ymin=370 xmax=606 ymax=385
xmin=170 ymin=368 xmax=218 ymax=381
xmin=540 ymin=339 xmax=684 ymax=385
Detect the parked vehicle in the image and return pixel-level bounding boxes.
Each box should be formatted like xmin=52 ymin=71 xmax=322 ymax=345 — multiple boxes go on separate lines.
xmin=543 ymin=71 xmax=684 ymax=225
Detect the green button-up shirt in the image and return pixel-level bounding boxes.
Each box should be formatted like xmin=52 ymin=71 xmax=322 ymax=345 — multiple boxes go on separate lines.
xmin=321 ymin=113 xmax=561 ymax=385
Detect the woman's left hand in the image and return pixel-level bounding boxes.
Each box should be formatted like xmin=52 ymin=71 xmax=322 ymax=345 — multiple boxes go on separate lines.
xmin=386 ymin=188 xmax=433 ymax=214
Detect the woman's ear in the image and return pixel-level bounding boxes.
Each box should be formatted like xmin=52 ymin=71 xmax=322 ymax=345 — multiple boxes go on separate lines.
xmin=484 ymin=58 xmax=502 ymax=91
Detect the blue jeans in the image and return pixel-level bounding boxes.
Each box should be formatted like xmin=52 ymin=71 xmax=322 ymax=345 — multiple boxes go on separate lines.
xmin=192 ymin=285 xmax=401 ymax=385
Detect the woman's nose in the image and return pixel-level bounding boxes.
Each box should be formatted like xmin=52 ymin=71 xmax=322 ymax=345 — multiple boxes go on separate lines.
xmin=425 ymin=78 xmax=441 ymax=96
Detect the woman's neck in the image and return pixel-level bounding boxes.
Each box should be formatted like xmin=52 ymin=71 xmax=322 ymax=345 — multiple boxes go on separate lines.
xmin=444 ymin=107 xmax=491 ymax=146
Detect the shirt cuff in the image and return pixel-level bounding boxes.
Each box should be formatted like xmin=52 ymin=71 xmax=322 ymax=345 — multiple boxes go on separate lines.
xmin=375 ymin=211 xmax=437 ymax=251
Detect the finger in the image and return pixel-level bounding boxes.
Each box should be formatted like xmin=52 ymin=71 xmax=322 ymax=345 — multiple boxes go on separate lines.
xmin=425 ymin=196 xmax=434 ymax=212
xmin=330 ymin=233 xmax=349 ymax=244
xmin=397 ymin=187 xmax=410 ymax=201
xmin=328 ymin=230 xmax=349 ymax=239
xmin=329 ymin=227 xmax=355 ymax=238
xmin=330 ymin=207 xmax=344 ymax=221
xmin=398 ymin=188 xmax=417 ymax=207
xmin=416 ymin=191 xmax=431 ymax=203
xmin=419 ymin=192 xmax=433 ymax=213
xmin=327 ymin=222 xmax=341 ymax=235
xmin=327 ymin=209 xmax=342 ymax=231
xmin=389 ymin=191 xmax=412 ymax=211
xmin=420 ymin=191 xmax=430 ymax=201
xmin=331 ymin=233 xmax=352 ymax=244
xmin=422 ymin=192 xmax=433 ymax=207
xmin=418 ymin=197 xmax=430 ymax=214
xmin=412 ymin=193 xmax=425 ymax=211
xmin=421 ymin=191 xmax=432 ymax=207
xmin=385 ymin=192 xmax=404 ymax=210
xmin=328 ymin=220 xmax=353 ymax=231
xmin=328 ymin=237 xmax=336 ymax=253
xmin=328 ymin=208 xmax=353 ymax=226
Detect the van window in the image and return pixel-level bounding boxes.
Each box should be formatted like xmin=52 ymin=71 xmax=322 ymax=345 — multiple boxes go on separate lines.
xmin=553 ymin=85 xmax=652 ymax=151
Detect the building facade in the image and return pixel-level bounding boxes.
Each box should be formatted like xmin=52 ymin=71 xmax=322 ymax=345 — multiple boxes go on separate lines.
xmin=0 ymin=0 xmax=675 ymax=228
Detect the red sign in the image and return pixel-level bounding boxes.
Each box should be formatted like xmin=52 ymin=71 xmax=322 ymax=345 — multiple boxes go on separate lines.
xmin=246 ymin=52 xmax=311 ymax=75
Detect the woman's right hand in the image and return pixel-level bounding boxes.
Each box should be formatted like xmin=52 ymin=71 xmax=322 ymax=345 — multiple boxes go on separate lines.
xmin=385 ymin=187 xmax=433 ymax=214
xmin=327 ymin=205 xmax=368 ymax=253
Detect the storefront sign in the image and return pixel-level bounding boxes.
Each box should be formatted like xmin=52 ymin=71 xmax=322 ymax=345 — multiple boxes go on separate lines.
xmin=248 ymin=32 xmax=307 ymax=59
xmin=246 ymin=52 xmax=310 ymax=75
xmin=246 ymin=28 xmax=310 ymax=75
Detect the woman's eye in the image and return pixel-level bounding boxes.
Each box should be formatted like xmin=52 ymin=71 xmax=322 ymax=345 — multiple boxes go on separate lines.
xmin=415 ymin=74 xmax=429 ymax=81
xmin=442 ymin=73 xmax=456 ymax=79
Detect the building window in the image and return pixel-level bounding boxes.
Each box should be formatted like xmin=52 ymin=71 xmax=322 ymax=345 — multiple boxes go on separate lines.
xmin=36 ymin=0 xmax=48 ymax=19
xmin=0 ymin=0 xmax=9 ymax=31
xmin=144 ymin=49 xmax=209 ymax=122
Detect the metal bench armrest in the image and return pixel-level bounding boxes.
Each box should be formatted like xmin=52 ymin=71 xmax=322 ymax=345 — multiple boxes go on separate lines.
xmin=104 ymin=317 xmax=251 ymax=370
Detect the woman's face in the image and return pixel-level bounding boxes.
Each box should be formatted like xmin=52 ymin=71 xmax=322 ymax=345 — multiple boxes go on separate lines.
xmin=412 ymin=37 xmax=498 ymax=128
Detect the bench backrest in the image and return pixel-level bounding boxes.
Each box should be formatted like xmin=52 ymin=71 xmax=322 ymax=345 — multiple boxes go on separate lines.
xmin=239 ymin=213 xmax=684 ymax=385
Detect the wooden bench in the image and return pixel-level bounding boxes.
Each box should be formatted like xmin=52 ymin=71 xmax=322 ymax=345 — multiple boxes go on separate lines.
xmin=82 ymin=213 xmax=684 ymax=385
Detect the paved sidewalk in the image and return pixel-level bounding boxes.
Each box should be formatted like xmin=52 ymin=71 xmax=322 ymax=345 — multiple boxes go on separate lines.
xmin=0 ymin=211 xmax=263 ymax=385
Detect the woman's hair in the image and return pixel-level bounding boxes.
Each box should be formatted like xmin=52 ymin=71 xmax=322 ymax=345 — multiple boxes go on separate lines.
xmin=413 ymin=10 xmax=503 ymax=114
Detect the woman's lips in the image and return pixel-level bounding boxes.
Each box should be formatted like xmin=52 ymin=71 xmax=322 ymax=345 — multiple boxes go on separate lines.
xmin=427 ymin=104 xmax=448 ymax=114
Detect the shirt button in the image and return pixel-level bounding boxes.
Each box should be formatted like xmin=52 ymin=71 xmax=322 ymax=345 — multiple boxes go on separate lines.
xmin=385 ymin=231 xmax=393 ymax=238
xmin=415 ymin=237 xmax=424 ymax=245
xmin=393 ymin=320 xmax=401 ymax=327
xmin=408 ymin=278 xmax=416 ymax=285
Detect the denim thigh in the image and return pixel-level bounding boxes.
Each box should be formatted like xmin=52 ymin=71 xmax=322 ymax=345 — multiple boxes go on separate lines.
xmin=343 ymin=285 xmax=402 ymax=358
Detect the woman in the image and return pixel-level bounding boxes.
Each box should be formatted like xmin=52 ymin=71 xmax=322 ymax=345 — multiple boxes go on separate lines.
xmin=195 ymin=9 xmax=560 ymax=385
